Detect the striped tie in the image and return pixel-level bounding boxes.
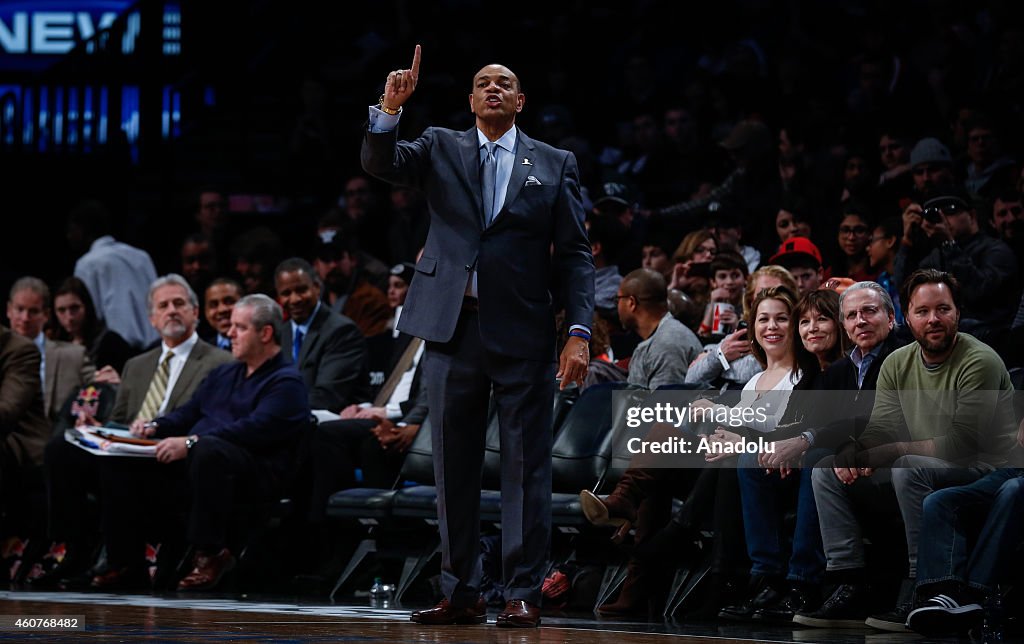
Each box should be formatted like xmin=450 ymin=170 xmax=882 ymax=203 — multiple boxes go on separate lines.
xmin=136 ymin=352 xmax=173 ymax=422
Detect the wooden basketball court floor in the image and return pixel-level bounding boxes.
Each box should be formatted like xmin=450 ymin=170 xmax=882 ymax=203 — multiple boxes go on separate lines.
xmin=0 ymin=591 xmax=977 ymax=642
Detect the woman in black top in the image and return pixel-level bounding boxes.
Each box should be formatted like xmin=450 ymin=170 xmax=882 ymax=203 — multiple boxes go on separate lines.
xmin=50 ymin=276 xmax=134 ymax=373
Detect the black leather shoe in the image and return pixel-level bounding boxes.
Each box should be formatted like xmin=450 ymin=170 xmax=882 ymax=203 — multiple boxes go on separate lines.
xmin=753 ymin=584 xmax=820 ymax=624
xmin=719 ymin=580 xmax=786 ymax=622
xmin=496 ymin=599 xmax=541 ymax=628
xmin=410 ymin=597 xmax=486 ymax=625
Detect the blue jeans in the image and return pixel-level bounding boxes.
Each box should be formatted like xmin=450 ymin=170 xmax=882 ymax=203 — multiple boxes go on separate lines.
xmin=736 ymin=448 xmax=829 ymax=584
xmin=917 ymin=468 xmax=1024 ymax=595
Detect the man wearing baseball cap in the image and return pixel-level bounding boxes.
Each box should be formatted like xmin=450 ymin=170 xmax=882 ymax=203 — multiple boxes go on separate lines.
xmin=768 ymin=237 xmax=824 ymax=296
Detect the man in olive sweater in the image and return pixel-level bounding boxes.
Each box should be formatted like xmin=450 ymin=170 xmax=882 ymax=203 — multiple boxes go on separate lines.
xmin=796 ymin=270 xmax=1016 ymax=631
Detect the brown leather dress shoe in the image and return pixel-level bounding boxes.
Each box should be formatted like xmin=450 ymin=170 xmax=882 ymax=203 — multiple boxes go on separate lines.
xmin=176 ymin=548 xmax=236 ymax=591
xmin=496 ymin=599 xmax=541 ymax=627
xmin=90 ymin=566 xmax=149 ymax=590
xmin=409 ymin=597 xmax=486 ymax=625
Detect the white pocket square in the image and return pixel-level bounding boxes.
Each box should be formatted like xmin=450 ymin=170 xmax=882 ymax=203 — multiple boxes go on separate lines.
xmin=525 ymin=176 xmax=543 ymax=186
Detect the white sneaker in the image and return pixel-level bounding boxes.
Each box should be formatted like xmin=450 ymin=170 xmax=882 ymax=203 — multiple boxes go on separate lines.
xmin=906 ymin=594 xmax=983 ymax=636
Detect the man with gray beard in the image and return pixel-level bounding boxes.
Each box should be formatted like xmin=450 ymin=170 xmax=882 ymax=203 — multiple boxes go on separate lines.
xmin=27 ymin=274 xmax=232 ymax=589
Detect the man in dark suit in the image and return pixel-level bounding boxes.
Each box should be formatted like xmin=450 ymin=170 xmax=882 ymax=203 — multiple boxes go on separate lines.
xmin=362 ymin=46 xmax=594 ymax=627
xmin=0 ymin=325 xmax=48 ymax=471
xmin=6 ymin=277 xmax=95 ymax=422
xmin=0 ymin=324 xmax=50 ymax=569
xmin=28 ymin=274 xmax=233 ymax=587
xmin=275 ymin=258 xmax=369 ymax=411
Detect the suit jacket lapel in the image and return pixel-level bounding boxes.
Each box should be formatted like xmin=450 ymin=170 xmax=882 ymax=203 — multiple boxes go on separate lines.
xmin=492 ymin=129 xmax=535 ymax=227
xmin=459 ymin=127 xmax=485 ymax=228
xmin=167 ymin=343 xmax=204 ymax=409
xmin=298 ymin=307 xmax=326 ymax=365
xmin=132 ymin=348 xmax=161 ymax=415
xmin=43 ymin=340 xmax=57 ymax=412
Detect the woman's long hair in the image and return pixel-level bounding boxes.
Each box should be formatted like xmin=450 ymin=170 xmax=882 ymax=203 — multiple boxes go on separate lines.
xmin=49 ymin=276 xmax=101 ymax=344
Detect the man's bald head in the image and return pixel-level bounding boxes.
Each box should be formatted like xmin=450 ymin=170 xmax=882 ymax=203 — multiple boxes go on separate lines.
xmin=473 ymin=64 xmax=521 ymax=92
xmin=621 ymin=268 xmax=668 ymax=308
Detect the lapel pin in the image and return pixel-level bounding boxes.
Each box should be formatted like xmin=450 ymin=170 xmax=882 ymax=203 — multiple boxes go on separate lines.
xmin=522 ymin=158 xmax=533 ymax=166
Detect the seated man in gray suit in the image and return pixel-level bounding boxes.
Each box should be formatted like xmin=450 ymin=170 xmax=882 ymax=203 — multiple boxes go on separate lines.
xmin=6 ymin=277 xmax=95 ymax=422
xmin=275 ymin=258 xmax=369 ymax=410
xmin=27 ymin=274 xmax=232 ymax=587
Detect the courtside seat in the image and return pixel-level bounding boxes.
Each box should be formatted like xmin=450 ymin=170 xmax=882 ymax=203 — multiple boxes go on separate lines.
xmin=390 ymin=485 xmax=439 ymax=519
xmin=326 ymin=417 xmax=435 ymax=522
xmin=328 ymin=419 xmax=436 ymax=600
xmin=325 ymin=487 xmax=397 ymax=521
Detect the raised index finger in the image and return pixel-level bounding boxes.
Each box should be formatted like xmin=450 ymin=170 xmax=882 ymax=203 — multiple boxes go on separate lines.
xmin=410 ymin=44 xmax=421 ymax=77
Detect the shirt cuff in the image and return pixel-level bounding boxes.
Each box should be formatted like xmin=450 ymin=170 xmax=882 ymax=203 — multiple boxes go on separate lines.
xmin=568 ymin=324 xmax=592 ymax=336
xmin=368 ymin=105 xmax=401 ymax=133
xmin=385 ymin=402 xmax=403 ymax=418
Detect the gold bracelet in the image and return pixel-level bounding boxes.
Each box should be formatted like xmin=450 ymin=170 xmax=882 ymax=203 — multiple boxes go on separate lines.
xmin=378 ymin=94 xmax=401 ymax=116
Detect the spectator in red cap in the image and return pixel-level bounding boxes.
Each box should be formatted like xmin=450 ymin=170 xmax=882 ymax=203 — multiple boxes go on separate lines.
xmin=769 ymin=237 xmax=824 ymax=296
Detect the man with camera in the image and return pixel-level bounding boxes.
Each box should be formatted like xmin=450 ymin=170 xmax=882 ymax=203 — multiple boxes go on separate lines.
xmin=895 ymin=185 xmax=1016 ymax=332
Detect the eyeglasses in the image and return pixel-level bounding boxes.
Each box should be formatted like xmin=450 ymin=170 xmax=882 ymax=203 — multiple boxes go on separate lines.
xmin=868 ymin=236 xmax=888 ymax=244
xmin=997 ymin=205 xmax=1023 ymax=217
xmin=879 ymin=143 xmax=903 ymax=153
xmin=839 ymin=225 xmax=869 ymax=235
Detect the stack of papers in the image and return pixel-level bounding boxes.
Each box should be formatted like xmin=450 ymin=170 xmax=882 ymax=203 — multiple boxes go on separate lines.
xmin=66 ymin=426 xmax=158 ymax=457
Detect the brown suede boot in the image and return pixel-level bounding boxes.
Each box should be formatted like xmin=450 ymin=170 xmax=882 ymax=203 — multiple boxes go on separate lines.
xmin=597 ymin=561 xmax=650 ymax=616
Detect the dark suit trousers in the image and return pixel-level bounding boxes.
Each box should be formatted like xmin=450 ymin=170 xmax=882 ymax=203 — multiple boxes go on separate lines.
xmin=307 ymin=418 xmax=405 ymax=523
xmin=423 ymin=308 xmax=555 ymax=607
xmin=98 ymin=436 xmax=276 ymax=566
xmin=45 ymin=435 xmax=100 ymax=544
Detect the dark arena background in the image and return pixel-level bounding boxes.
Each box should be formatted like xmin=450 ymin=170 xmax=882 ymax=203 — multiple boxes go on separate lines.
xmin=1 ymin=0 xmax=1023 ymax=641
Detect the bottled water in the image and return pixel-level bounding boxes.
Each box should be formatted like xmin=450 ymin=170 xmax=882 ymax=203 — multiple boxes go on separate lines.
xmin=369 ymin=577 xmax=395 ymax=608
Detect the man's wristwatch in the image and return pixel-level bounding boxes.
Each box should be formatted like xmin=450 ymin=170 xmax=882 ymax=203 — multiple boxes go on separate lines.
xmin=185 ymin=435 xmax=199 ymax=450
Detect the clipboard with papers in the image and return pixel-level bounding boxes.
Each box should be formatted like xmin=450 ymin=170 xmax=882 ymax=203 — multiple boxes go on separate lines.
xmin=65 ymin=426 xmax=159 ymax=457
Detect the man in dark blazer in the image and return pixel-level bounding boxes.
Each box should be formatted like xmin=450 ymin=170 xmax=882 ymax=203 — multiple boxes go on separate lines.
xmin=0 ymin=324 xmax=50 ymax=552
xmin=275 ymin=258 xmax=369 ymax=411
xmin=0 ymin=325 xmax=48 ymax=469
xmin=6 ymin=276 xmax=95 ymax=422
xmin=29 ymin=274 xmax=232 ymax=588
xmin=362 ymin=46 xmax=594 ymax=627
